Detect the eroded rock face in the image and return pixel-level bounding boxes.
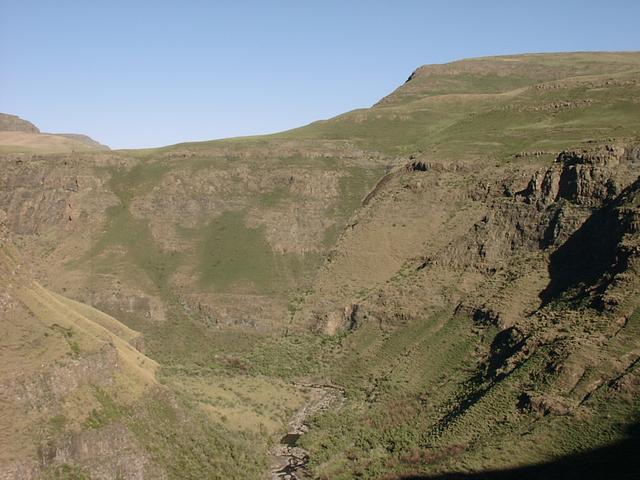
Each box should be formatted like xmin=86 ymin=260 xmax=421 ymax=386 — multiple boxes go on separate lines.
xmin=305 ymin=143 xmax=640 ymax=336
xmin=3 ymin=347 xmax=118 ymax=409
xmin=93 ymin=290 xmax=166 ymax=324
xmin=38 ymin=423 xmax=164 ymax=480
xmin=130 ymin=165 xmax=344 ymax=255
xmin=520 ymin=145 xmax=630 ymax=209
xmin=518 ymin=391 xmax=572 ymax=417
xmin=1 ymin=424 xmax=162 ymax=480
xmin=543 ymin=175 xmax=640 ymax=310
xmin=0 ymin=155 xmax=117 ymax=235
xmin=0 ymin=461 xmax=40 ymax=480
xmin=0 ymin=143 xmax=386 ymax=334
xmin=455 ymin=145 xmax=639 ymax=270
xmin=317 ymin=303 xmax=362 ymax=335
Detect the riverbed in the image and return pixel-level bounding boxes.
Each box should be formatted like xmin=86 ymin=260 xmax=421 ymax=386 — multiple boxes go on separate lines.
xmin=269 ymin=384 xmax=344 ymax=480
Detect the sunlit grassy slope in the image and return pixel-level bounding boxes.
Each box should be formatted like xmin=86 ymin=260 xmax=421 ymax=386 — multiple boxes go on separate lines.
xmin=277 ymin=52 xmax=640 ymax=156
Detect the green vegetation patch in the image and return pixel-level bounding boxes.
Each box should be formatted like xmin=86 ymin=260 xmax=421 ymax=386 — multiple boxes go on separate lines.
xmin=71 ymin=161 xmax=179 ymax=291
xmin=197 ymin=210 xmax=278 ymax=291
xmin=247 ymin=332 xmax=342 ymax=379
xmin=43 ymin=464 xmax=90 ymax=480
xmin=48 ymin=414 xmax=67 ymax=434
xmin=83 ymin=386 xmax=123 ymax=429
xmin=180 ymin=209 xmax=310 ymax=294
xmin=129 ymin=390 xmax=268 ymax=480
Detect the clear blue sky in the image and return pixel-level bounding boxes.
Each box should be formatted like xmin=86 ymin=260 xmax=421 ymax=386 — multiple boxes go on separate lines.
xmin=1 ymin=1 xmax=639 ymax=149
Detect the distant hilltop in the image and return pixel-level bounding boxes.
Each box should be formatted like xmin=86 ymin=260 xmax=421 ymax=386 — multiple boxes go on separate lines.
xmin=0 ymin=112 xmax=40 ymax=133
xmin=0 ymin=112 xmax=109 ymax=153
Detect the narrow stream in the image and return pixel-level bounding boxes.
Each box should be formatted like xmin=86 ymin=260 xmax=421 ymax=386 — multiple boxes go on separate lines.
xmin=269 ymin=384 xmax=344 ymax=480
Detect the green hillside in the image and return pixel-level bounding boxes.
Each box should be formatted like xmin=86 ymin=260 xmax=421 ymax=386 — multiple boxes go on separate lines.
xmin=1 ymin=52 xmax=639 ymax=479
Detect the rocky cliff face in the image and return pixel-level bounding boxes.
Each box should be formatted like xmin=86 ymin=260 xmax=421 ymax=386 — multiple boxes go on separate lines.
xmin=300 ymin=143 xmax=640 ymax=333
xmin=0 ymin=143 xmax=386 ymax=340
